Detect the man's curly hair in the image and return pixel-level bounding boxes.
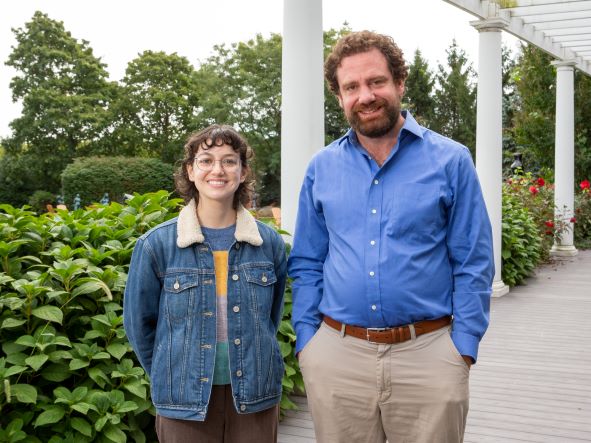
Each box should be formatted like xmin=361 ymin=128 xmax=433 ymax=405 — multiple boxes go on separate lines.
xmin=174 ymin=124 xmax=255 ymax=209
xmin=325 ymin=30 xmax=409 ymax=95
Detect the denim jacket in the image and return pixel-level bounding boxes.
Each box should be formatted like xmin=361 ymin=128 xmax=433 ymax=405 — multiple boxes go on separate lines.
xmin=123 ymin=199 xmax=287 ymax=421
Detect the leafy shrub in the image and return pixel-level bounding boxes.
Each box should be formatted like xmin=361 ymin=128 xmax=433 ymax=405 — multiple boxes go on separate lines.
xmin=28 ymin=191 xmax=56 ymax=214
xmin=0 ymin=192 xmax=301 ymax=441
xmin=0 ymin=154 xmax=63 ymax=208
xmin=0 ymin=191 xmax=180 ymax=442
xmin=61 ymin=157 xmax=175 ymax=207
xmin=501 ymin=190 xmax=542 ymax=286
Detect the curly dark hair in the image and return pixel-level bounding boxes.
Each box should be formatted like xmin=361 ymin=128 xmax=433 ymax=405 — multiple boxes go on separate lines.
xmin=174 ymin=124 xmax=255 ymax=209
xmin=325 ymin=30 xmax=409 ymax=95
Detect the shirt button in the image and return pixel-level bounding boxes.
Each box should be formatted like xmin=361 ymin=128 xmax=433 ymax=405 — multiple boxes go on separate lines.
xmin=369 ymin=271 xmax=375 ymax=276
xmin=232 ymin=274 xmax=239 ymax=281
xmin=371 ymin=209 xmax=377 ymax=214
xmin=233 ymin=306 xmax=240 ymax=313
xmin=370 ymin=240 xmax=376 ymax=246
xmin=236 ymin=370 xmax=242 ymax=377
xmin=371 ymin=305 xmax=377 ymax=311
xmin=374 ymin=179 xmax=379 ymax=185
xmin=234 ymin=338 xmax=241 ymax=345
xmin=240 ymin=404 xmax=246 ymax=411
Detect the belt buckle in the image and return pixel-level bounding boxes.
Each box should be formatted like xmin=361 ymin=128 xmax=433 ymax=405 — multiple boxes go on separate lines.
xmin=366 ymin=327 xmax=389 ymax=344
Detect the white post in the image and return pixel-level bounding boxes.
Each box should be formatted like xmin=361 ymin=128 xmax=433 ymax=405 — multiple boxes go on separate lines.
xmin=281 ymin=0 xmax=325 ymax=236
xmin=551 ymin=61 xmax=578 ymax=256
xmin=471 ymin=18 xmax=510 ymax=297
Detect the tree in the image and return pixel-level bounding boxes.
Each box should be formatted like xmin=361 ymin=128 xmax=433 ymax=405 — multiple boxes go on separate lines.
xmin=404 ymin=49 xmax=435 ymax=127
xmin=431 ymin=40 xmax=477 ymax=156
xmin=511 ymin=43 xmax=555 ymax=173
xmin=115 ymin=51 xmax=200 ymax=163
xmin=3 ymin=11 xmax=114 ymax=195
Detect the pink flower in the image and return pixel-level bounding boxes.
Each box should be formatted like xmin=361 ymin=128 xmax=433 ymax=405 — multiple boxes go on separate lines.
xmin=536 ymin=177 xmax=545 ymax=187
xmin=570 ymin=217 xmax=577 ymax=223
xmin=580 ymin=179 xmax=590 ymax=190
xmin=529 ymin=186 xmax=539 ymax=195
xmin=545 ymin=220 xmax=554 ymax=228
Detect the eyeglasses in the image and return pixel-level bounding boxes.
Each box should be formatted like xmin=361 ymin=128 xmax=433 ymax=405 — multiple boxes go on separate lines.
xmin=193 ymin=156 xmax=241 ymax=172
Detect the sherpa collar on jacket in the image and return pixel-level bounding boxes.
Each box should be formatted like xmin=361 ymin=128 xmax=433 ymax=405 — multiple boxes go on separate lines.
xmin=176 ymin=198 xmax=263 ymax=248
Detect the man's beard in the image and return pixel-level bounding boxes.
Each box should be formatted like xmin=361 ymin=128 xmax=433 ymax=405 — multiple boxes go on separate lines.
xmin=347 ymin=98 xmax=400 ymax=138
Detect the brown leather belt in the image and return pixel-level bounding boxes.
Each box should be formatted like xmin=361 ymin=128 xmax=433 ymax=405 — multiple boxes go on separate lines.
xmin=323 ymin=315 xmax=452 ymax=344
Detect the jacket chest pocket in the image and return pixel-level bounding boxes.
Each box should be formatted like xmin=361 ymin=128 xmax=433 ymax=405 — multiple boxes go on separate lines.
xmin=163 ymin=273 xmax=200 ymax=321
xmin=242 ymin=264 xmax=277 ymax=316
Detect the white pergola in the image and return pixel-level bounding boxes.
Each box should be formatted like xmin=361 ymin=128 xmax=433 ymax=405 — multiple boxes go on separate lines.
xmin=281 ymin=0 xmax=591 ymax=297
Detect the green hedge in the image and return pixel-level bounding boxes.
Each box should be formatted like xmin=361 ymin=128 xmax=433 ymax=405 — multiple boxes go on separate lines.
xmin=61 ymin=157 xmax=175 ymax=207
xmin=0 ymin=192 xmax=302 ymax=441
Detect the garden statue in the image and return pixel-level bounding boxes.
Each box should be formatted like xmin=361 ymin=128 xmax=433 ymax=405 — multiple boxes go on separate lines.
xmin=100 ymin=193 xmax=109 ymax=205
xmin=56 ymin=194 xmax=64 ymax=205
xmin=73 ymin=194 xmax=81 ymax=210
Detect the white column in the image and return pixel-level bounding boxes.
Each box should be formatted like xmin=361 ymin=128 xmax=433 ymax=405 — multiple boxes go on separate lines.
xmin=281 ymin=0 xmax=325 ymax=236
xmin=471 ymin=18 xmax=509 ymax=297
xmin=550 ymin=61 xmax=578 ymax=256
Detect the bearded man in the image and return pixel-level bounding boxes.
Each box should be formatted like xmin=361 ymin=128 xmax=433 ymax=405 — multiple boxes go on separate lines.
xmin=288 ymin=30 xmax=494 ymax=443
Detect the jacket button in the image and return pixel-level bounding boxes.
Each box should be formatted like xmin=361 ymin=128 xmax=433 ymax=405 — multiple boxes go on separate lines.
xmin=173 ymin=281 xmax=180 ymax=290
xmin=240 ymin=404 xmax=246 ymax=411
xmin=232 ymin=274 xmax=239 ymax=281
xmin=233 ymin=306 xmax=240 ymax=313
xmin=261 ymin=275 xmax=268 ymax=283
xmin=235 ymin=243 xmax=240 ymax=250
xmin=236 ymin=370 xmax=242 ymax=377
xmin=234 ymin=338 xmax=241 ymax=345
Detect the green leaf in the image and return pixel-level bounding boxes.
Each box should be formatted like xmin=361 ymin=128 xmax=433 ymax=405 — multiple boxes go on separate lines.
xmin=103 ymin=423 xmax=126 ymax=443
xmin=88 ymin=367 xmax=111 ymax=388
xmin=123 ymin=380 xmax=147 ymax=399
xmin=279 ymin=341 xmax=292 ymax=358
xmin=106 ymin=343 xmax=128 ymax=360
xmin=70 ymin=358 xmax=90 ymax=370
xmin=4 ymin=365 xmax=27 ymax=377
xmin=25 ymin=354 xmax=49 ymax=371
xmin=11 ymin=384 xmax=37 ymax=403
xmin=71 ymin=401 xmax=94 ymax=415
xmin=115 ymin=400 xmax=138 ymax=413
xmin=70 ymin=417 xmax=93 ymax=437
xmin=1 ymin=318 xmax=27 ymax=329
xmin=34 ymin=405 xmax=65 ymax=427
xmin=14 ymin=335 xmax=36 ymax=348
xmin=31 ymin=306 xmax=63 ymax=324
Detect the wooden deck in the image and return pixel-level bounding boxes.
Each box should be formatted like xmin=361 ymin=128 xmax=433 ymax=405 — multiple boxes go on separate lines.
xmin=278 ymin=250 xmax=591 ymax=442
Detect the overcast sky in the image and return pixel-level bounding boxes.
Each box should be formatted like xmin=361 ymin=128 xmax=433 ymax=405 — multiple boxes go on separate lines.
xmin=0 ymin=0 xmax=520 ymax=139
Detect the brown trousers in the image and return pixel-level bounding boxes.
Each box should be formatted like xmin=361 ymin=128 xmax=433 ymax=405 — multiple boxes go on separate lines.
xmin=299 ymin=323 xmax=470 ymax=443
xmin=155 ymin=385 xmax=279 ymax=443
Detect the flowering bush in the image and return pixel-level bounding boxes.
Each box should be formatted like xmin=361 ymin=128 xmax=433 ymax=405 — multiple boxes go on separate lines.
xmin=504 ymin=173 xmax=567 ymax=261
xmin=574 ymin=180 xmax=591 ymax=248
xmin=501 ymin=190 xmax=542 ymax=286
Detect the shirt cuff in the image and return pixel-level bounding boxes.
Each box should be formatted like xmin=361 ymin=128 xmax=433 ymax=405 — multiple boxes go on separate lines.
xmin=450 ymin=329 xmax=480 ymax=363
xmin=295 ymin=324 xmax=319 ymax=354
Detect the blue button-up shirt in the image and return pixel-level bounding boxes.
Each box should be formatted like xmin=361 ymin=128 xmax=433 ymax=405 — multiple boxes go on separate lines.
xmin=288 ymin=111 xmax=494 ymax=362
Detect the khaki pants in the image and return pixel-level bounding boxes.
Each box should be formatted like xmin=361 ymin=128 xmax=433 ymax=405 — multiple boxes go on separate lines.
xmin=299 ymin=323 xmax=470 ymax=443
xmin=155 ymin=385 xmax=279 ymax=443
